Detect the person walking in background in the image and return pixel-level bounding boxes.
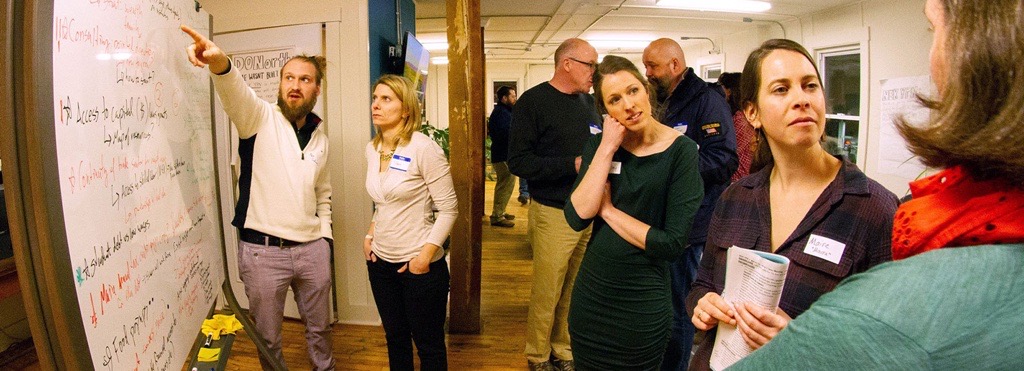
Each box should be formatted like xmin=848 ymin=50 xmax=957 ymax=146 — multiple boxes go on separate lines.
xmin=687 ymin=39 xmax=898 ymax=370
xmin=718 ymin=72 xmax=755 ymax=182
xmin=642 ymin=37 xmax=737 ymax=371
xmin=488 ymin=85 xmax=518 ymax=228
xmin=181 ymin=25 xmax=335 ymax=370
xmin=518 ymin=178 xmax=531 ymax=206
xmin=363 ymin=75 xmax=458 ymax=371
xmin=565 ymin=55 xmax=703 ymax=370
xmin=732 ymin=1 xmax=1024 ymax=368
xmin=508 ymin=38 xmax=602 ymax=371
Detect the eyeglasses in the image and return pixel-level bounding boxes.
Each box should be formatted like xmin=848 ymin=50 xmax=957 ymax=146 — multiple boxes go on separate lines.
xmin=567 ymin=57 xmax=598 ymax=71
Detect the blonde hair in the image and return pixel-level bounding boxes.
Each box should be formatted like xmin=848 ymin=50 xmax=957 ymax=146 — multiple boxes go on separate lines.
xmin=283 ymin=55 xmax=326 ymax=85
xmin=372 ymin=74 xmax=422 ymax=148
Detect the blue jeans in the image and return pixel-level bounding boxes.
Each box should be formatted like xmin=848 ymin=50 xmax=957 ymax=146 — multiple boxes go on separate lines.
xmin=661 ymin=243 xmax=703 ymax=371
xmin=519 ymin=178 xmax=529 ymax=197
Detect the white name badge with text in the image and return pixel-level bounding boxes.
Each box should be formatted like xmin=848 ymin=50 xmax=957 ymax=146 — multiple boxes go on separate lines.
xmin=804 ymin=234 xmax=847 ymax=264
xmin=389 ymin=155 xmax=412 ymax=172
xmin=673 ymin=123 xmax=688 ymax=134
xmin=609 ymin=161 xmax=622 ymax=174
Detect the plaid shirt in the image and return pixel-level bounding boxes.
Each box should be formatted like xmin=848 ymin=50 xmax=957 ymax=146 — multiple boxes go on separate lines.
xmin=730 ymin=111 xmax=755 ymax=183
xmin=686 ymin=159 xmax=898 ymax=370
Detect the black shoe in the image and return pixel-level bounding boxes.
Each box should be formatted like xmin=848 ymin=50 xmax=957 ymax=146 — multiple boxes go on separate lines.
xmin=552 ymin=358 xmax=574 ymax=371
xmin=503 ymin=213 xmax=515 ymax=220
xmin=518 ymin=195 xmax=530 ymax=206
xmin=528 ymin=360 xmax=555 ymax=371
xmin=490 ymin=219 xmax=515 ymax=228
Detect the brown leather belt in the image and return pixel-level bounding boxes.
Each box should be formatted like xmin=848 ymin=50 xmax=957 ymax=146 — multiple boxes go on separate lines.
xmin=239 ymin=228 xmax=302 ymax=247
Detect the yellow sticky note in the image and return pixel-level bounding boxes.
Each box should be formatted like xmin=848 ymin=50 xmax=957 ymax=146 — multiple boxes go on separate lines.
xmin=198 ymin=347 xmax=221 ymax=362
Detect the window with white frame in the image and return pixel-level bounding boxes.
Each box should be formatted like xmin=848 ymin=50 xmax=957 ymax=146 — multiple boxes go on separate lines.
xmin=701 ymin=63 xmax=722 ymax=82
xmin=819 ymin=47 xmax=861 ymax=164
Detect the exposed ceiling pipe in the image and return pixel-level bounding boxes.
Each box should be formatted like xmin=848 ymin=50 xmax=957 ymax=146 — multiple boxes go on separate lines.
xmin=575 ymin=0 xmax=630 ymax=36
xmin=541 ymin=0 xmax=629 ymax=60
xmin=680 ymin=36 xmax=720 ymax=54
xmin=541 ymin=0 xmax=585 ymax=45
xmin=742 ymin=17 xmax=788 ymax=38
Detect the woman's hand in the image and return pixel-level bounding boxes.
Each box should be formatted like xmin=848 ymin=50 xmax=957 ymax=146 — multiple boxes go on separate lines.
xmin=399 ymin=243 xmax=439 ymax=274
xmin=734 ymin=302 xmax=791 ymax=349
xmin=692 ymin=292 xmax=737 ymax=331
xmin=363 ymin=234 xmax=376 ymax=262
xmin=399 ymin=253 xmax=432 ymax=274
xmin=600 ymin=115 xmax=626 ymax=150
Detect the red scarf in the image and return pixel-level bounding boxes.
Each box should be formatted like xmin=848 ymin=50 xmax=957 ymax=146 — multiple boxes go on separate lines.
xmin=892 ymin=166 xmax=1024 ymax=260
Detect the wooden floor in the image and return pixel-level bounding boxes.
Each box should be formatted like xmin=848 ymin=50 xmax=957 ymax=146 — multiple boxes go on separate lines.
xmin=3 ymin=180 xmax=532 ymax=370
xmin=224 ymin=179 xmax=534 ymax=370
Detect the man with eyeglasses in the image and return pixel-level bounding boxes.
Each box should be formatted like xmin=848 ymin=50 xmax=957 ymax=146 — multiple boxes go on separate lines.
xmin=643 ymin=38 xmax=737 ymax=371
xmin=508 ymin=38 xmax=603 ymax=371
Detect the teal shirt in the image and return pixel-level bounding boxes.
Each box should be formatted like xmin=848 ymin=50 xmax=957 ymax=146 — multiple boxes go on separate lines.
xmin=731 ymin=244 xmax=1024 ymax=370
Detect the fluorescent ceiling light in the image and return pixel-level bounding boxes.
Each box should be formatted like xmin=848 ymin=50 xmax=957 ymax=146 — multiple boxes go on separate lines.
xmin=423 ymin=42 xmax=448 ymax=52
xmin=656 ymin=0 xmax=771 ymax=13
xmin=430 ymin=56 xmax=449 ymax=65
xmin=587 ymin=39 xmax=653 ymax=50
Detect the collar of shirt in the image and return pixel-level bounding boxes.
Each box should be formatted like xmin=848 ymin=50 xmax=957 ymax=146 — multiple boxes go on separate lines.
xmin=738 ymin=157 xmax=870 ymax=250
xmin=292 ymin=112 xmax=322 ymax=150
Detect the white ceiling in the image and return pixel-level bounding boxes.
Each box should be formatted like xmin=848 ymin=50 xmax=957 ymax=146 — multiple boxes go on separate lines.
xmin=415 ymin=0 xmax=862 ymax=61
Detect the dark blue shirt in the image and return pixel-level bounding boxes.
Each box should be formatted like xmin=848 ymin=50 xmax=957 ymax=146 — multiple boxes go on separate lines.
xmin=659 ymin=67 xmax=737 ymax=245
xmin=487 ymin=103 xmax=513 ymax=163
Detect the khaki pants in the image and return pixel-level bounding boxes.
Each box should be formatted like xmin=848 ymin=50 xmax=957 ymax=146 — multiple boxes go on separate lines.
xmin=490 ymin=162 xmax=515 ymax=222
xmin=524 ymin=202 xmax=591 ymax=363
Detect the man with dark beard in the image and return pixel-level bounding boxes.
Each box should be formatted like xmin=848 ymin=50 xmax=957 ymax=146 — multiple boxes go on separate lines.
xmin=643 ymin=38 xmax=736 ymax=371
xmin=181 ymin=25 xmax=335 ymax=370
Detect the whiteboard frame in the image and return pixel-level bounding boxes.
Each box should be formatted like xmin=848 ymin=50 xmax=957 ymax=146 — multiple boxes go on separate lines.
xmin=1 ymin=1 xmax=235 ymax=368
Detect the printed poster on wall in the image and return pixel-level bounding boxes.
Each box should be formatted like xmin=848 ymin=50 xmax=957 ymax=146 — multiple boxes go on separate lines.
xmin=876 ymin=75 xmax=933 ymax=180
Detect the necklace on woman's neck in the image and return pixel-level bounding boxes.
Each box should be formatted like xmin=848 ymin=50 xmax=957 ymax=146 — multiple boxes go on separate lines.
xmin=378 ymin=136 xmax=399 ymax=161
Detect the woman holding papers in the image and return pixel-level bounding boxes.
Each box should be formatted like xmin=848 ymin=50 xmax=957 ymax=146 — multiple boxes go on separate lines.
xmin=731 ymin=1 xmax=1024 ymax=369
xmin=685 ymin=39 xmax=898 ymax=370
xmin=363 ymin=75 xmax=459 ymax=370
xmin=564 ymin=55 xmax=703 ymax=369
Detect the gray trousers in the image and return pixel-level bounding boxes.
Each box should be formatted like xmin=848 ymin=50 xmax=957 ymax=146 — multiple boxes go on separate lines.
xmin=238 ymin=237 xmax=335 ymax=370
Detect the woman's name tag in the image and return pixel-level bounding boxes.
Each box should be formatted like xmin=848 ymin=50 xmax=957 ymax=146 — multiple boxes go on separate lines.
xmin=609 ymin=161 xmax=622 ymax=174
xmin=389 ymin=155 xmax=412 ymax=172
xmin=804 ymin=234 xmax=846 ymax=264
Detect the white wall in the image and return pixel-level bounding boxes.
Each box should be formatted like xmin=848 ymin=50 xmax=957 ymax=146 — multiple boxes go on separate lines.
xmin=426 ymin=63 xmax=449 ymax=129
xmin=424 ymin=59 xmax=554 ymax=128
xmin=200 ymin=0 xmax=379 ymax=325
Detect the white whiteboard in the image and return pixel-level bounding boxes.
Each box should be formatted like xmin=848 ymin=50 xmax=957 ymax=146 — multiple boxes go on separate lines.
xmin=51 ymin=1 xmax=224 ymax=369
